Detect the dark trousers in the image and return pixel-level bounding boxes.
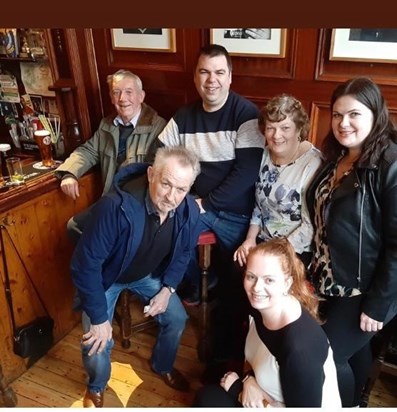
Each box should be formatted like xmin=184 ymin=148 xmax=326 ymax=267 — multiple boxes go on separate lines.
xmin=193 ymin=380 xmax=243 ymax=407
xmin=320 ymin=295 xmax=397 ymax=407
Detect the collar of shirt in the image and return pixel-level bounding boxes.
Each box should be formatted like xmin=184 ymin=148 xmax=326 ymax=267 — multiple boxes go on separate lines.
xmin=113 ymin=110 xmax=141 ymax=128
xmin=144 ymin=190 xmax=175 ymax=218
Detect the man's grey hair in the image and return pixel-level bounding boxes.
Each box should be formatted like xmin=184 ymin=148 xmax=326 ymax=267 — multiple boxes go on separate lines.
xmin=106 ymin=69 xmax=143 ymax=91
xmin=153 ymin=146 xmax=201 ymax=180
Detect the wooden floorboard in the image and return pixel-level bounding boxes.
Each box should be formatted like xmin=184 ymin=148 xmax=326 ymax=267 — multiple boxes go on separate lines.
xmin=4 ymin=301 xmax=397 ymax=407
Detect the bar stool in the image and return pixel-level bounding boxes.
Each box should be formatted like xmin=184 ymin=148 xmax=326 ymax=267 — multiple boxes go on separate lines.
xmin=114 ymin=291 xmax=156 ymax=349
xmin=197 ymin=230 xmax=217 ymax=362
xmin=115 ymin=230 xmax=218 ymax=355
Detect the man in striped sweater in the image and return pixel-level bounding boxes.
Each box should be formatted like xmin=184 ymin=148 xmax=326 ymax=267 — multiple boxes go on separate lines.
xmin=149 ymin=44 xmax=263 ymax=367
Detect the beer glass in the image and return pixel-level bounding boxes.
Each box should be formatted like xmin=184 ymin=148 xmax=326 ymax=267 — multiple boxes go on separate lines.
xmin=34 ymin=130 xmax=55 ymax=167
xmin=6 ymin=157 xmax=25 ymax=185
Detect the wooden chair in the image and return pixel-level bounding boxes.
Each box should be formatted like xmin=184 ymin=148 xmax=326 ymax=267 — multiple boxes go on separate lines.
xmin=115 ymin=230 xmax=218 ymax=359
xmin=360 ymin=315 xmax=397 ymax=407
xmin=114 ymin=291 xmax=156 ymax=349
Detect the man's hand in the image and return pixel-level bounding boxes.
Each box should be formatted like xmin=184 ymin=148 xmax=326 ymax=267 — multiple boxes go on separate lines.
xmin=60 ymin=176 xmax=80 ymax=200
xmin=360 ymin=312 xmax=383 ymax=332
xmin=145 ymin=287 xmax=172 ymax=317
xmin=82 ymin=320 xmax=113 ymax=356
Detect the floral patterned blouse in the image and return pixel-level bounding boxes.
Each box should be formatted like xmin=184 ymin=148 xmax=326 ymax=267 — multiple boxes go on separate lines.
xmin=251 ymin=144 xmax=322 ymax=254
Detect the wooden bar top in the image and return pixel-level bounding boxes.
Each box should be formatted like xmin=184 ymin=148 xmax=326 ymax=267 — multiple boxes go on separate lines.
xmin=0 ymin=159 xmax=61 ymax=214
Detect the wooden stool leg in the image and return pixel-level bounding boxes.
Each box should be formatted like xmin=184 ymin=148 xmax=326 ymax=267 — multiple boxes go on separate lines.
xmin=198 ymin=244 xmax=211 ymax=362
xmin=119 ymin=289 xmax=132 ymax=349
xmin=0 ymin=364 xmax=17 ymax=407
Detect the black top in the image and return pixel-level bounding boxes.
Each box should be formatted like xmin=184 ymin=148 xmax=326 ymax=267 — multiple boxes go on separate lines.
xmin=117 ymin=189 xmax=174 ymax=283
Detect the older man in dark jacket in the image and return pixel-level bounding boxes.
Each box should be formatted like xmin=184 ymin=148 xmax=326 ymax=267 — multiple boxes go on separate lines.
xmin=71 ymin=146 xmax=201 ymax=407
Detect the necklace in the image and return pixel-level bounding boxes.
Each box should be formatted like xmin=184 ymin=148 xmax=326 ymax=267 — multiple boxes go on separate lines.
xmin=270 ymin=143 xmax=301 ymax=167
xmin=268 ymin=143 xmax=301 ymax=182
xmin=336 ymin=153 xmax=359 ymax=181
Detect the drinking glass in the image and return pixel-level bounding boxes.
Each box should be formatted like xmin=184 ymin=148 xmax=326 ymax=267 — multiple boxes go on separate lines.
xmin=6 ymin=157 xmax=25 ymax=185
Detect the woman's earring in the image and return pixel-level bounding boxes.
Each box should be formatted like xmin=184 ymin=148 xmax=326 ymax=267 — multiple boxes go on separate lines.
xmin=283 ymin=291 xmax=288 ymax=296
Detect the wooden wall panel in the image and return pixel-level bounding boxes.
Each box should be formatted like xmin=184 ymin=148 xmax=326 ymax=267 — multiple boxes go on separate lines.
xmin=91 ymin=29 xmax=203 ymax=123
xmin=224 ymin=29 xmax=298 ymax=79
xmin=310 ymin=102 xmax=331 ymax=149
xmin=85 ymin=28 xmax=397 ymax=149
xmin=316 ymin=29 xmax=397 ymax=86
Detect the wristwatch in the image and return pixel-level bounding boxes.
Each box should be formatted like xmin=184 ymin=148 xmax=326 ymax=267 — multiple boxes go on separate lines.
xmin=165 ymin=285 xmax=176 ymax=294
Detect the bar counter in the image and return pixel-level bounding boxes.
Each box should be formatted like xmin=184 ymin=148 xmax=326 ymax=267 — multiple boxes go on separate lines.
xmin=0 ymin=159 xmax=60 ymax=214
xmin=0 ymin=160 xmax=101 ymax=386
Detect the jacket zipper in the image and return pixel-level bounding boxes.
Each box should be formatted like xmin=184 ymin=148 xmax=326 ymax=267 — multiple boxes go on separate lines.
xmin=357 ymin=172 xmax=365 ymax=289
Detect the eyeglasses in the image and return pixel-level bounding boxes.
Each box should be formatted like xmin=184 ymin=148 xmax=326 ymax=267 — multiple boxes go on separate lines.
xmin=111 ymin=89 xmax=136 ymax=98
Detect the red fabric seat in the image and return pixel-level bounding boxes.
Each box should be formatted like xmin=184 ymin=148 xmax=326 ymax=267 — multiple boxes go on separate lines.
xmin=197 ymin=230 xmax=217 ymax=245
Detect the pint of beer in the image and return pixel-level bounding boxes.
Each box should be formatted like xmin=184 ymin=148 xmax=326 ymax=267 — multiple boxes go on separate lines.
xmin=34 ymin=130 xmax=55 ymax=167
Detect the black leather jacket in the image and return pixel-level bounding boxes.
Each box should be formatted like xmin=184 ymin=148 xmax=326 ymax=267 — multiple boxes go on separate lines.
xmin=307 ymin=142 xmax=397 ymax=321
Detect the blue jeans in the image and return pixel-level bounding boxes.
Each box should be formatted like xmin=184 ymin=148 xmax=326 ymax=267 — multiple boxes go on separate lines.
xmin=81 ymin=274 xmax=188 ymax=393
xmin=185 ymin=206 xmax=250 ymax=286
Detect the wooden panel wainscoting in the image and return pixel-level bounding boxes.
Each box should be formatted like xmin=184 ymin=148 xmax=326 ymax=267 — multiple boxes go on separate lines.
xmin=0 ymin=171 xmax=101 ymax=385
xmin=309 ymin=101 xmax=331 ymax=150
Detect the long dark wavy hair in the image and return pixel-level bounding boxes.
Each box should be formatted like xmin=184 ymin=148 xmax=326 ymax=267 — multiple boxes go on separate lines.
xmin=322 ymin=77 xmax=397 ymax=165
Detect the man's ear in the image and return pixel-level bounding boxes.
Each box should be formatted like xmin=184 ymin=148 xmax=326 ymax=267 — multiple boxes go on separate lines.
xmin=147 ymin=165 xmax=153 ymax=182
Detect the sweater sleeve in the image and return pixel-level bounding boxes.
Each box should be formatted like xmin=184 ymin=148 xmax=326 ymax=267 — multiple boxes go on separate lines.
xmin=54 ymin=124 xmax=104 ymax=179
xmin=279 ymin=346 xmax=325 ymax=407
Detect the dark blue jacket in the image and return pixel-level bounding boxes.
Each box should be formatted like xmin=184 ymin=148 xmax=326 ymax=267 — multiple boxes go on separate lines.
xmin=70 ymin=162 xmax=201 ymax=324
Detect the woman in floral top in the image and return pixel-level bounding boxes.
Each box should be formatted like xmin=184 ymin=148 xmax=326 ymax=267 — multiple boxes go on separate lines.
xmin=234 ymin=94 xmax=322 ymax=268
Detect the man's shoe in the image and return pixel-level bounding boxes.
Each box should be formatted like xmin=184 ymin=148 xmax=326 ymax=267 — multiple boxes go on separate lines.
xmin=83 ymin=389 xmax=104 ymax=408
xmin=154 ymin=368 xmax=190 ymax=392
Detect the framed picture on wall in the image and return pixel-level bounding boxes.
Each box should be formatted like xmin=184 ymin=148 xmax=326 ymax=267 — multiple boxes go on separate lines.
xmin=330 ymin=29 xmax=397 ymax=63
xmin=210 ymin=28 xmax=287 ymax=57
xmin=111 ymin=29 xmax=176 ymax=52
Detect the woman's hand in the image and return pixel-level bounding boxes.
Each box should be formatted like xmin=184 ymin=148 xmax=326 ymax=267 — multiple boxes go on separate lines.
xmin=241 ymin=376 xmax=274 ymax=408
xmin=360 ymin=312 xmax=383 ymax=332
xmin=220 ymin=371 xmax=239 ymax=392
xmin=233 ymin=239 xmax=256 ymax=267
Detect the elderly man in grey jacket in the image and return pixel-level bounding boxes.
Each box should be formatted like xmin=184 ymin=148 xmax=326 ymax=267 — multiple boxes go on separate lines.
xmin=55 ymin=69 xmax=166 ymax=243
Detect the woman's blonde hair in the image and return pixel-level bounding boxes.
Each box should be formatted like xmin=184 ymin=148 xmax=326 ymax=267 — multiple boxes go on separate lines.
xmin=246 ymin=237 xmax=321 ymax=323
